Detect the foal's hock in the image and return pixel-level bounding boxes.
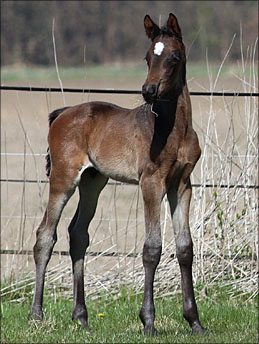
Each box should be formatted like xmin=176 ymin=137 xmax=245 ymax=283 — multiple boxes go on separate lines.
xmin=29 ymin=13 xmax=206 ymax=336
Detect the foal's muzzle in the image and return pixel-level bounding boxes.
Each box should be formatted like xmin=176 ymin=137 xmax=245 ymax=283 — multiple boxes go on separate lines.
xmin=142 ymin=83 xmax=158 ymax=104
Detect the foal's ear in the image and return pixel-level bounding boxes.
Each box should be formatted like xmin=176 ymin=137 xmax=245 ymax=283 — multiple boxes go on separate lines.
xmin=167 ymin=13 xmax=182 ymax=39
xmin=144 ymin=15 xmax=160 ymax=41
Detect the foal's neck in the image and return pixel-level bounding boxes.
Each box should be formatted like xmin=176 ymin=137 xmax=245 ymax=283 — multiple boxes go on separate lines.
xmin=152 ymin=96 xmax=178 ymax=120
xmin=149 ymin=93 xmax=179 ymax=162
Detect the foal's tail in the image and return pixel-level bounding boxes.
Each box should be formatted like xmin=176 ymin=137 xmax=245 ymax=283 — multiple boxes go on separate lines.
xmin=46 ymin=107 xmax=70 ymax=177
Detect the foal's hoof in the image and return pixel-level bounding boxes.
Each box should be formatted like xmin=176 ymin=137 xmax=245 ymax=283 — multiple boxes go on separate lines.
xmin=72 ymin=315 xmax=89 ymax=330
xmin=73 ymin=319 xmax=90 ymax=331
xmin=144 ymin=325 xmax=157 ymax=337
xmin=192 ymin=322 xmax=207 ymax=335
xmin=28 ymin=306 xmax=43 ymax=322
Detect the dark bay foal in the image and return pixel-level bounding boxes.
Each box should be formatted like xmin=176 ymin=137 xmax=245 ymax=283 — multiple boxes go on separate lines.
xmin=29 ymin=13 xmax=206 ymax=336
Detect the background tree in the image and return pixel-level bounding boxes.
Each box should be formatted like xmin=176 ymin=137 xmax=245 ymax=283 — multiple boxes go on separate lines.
xmin=1 ymin=1 xmax=258 ymax=66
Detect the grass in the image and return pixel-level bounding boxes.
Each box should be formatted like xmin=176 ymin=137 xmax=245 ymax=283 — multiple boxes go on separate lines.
xmin=1 ymin=62 xmax=247 ymax=83
xmin=1 ymin=287 xmax=258 ymax=343
xmin=1 ymin=63 xmax=147 ymax=83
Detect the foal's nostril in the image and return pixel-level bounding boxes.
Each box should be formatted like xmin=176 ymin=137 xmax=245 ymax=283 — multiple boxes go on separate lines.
xmin=147 ymin=84 xmax=157 ymax=96
xmin=142 ymin=84 xmax=158 ymax=104
xmin=142 ymin=84 xmax=157 ymax=97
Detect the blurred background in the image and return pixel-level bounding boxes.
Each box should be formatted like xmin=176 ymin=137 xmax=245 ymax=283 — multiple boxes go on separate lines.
xmin=1 ymin=0 xmax=258 ymax=67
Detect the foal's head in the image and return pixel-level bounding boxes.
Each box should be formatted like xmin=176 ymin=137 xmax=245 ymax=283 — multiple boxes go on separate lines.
xmin=142 ymin=13 xmax=186 ymax=104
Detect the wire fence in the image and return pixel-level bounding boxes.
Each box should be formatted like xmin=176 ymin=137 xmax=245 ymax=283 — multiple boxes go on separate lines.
xmin=1 ymin=178 xmax=258 ymax=189
xmin=1 ymin=84 xmax=259 ymax=97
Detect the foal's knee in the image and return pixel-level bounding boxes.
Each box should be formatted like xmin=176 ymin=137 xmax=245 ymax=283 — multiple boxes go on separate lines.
xmin=176 ymin=235 xmax=193 ymax=266
xmin=69 ymin=232 xmax=89 ymax=261
xmin=69 ymin=230 xmax=89 ymax=247
xmin=143 ymin=239 xmax=162 ymax=268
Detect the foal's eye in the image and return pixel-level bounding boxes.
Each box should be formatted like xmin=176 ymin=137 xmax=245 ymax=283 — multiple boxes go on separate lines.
xmin=172 ymin=55 xmax=180 ymax=63
xmin=168 ymin=52 xmax=180 ymax=64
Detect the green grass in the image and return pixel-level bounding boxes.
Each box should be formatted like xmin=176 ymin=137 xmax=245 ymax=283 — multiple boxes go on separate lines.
xmin=1 ymin=287 xmax=258 ymax=343
xmin=1 ymin=64 xmax=147 ymax=83
xmin=1 ymin=62 xmax=246 ymax=83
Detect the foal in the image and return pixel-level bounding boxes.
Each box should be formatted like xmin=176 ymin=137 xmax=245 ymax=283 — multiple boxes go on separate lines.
xmin=29 ymin=13 xmax=206 ymax=335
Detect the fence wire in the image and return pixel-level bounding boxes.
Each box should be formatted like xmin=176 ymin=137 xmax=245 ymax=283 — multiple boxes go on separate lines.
xmin=1 ymin=85 xmax=259 ymax=97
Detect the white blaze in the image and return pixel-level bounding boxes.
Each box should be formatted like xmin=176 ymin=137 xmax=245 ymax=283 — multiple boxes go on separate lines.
xmin=154 ymin=42 xmax=165 ymax=56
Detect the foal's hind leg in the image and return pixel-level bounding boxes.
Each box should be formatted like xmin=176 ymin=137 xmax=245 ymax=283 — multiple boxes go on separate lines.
xmin=29 ymin=167 xmax=78 ymax=321
xmin=68 ymin=169 xmax=108 ymax=328
xmin=167 ymin=174 xmax=206 ymax=334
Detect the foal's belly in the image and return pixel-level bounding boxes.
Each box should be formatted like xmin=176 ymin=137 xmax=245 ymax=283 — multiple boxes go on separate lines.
xmin=88 ymin=143 xmax=140 ymax=184
xmin=91 ymin=155 xmax=140 ymax=184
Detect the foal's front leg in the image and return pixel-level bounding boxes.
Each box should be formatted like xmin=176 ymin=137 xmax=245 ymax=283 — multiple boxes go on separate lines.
xmin=167 ymin=178 xmax=206 ymax=334
xmin=139 ymin=174 xmax=164 ymax=336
